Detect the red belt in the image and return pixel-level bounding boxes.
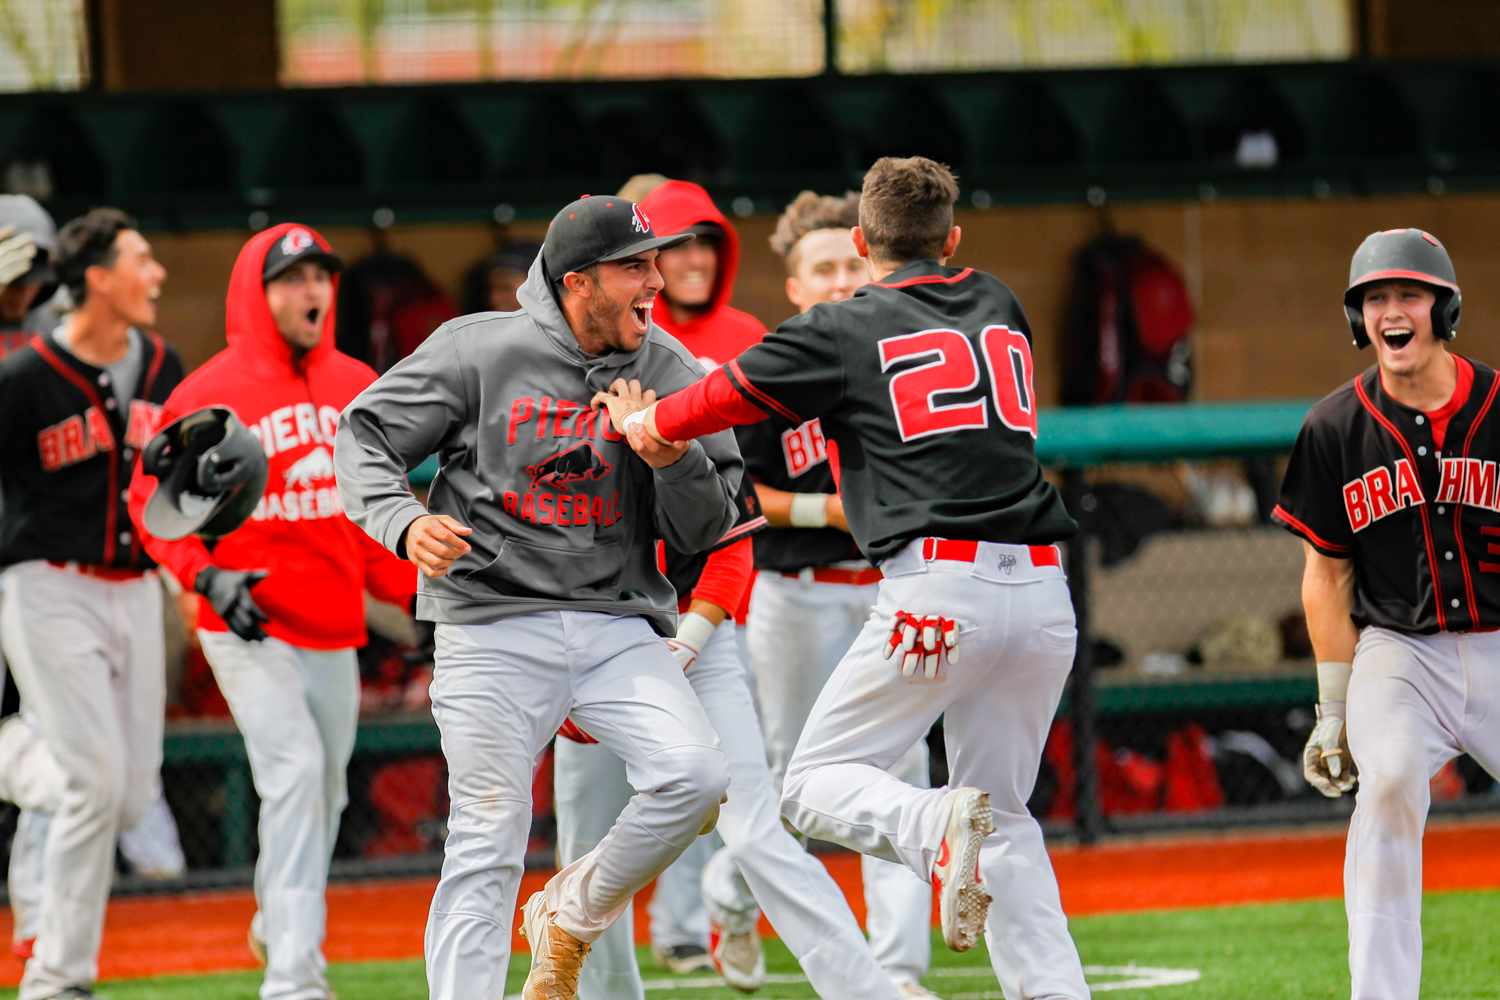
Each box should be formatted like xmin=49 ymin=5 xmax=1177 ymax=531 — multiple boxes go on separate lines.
xmin=47 ymin=560 xmax=145 ymax=582
xmin=920 ymin=538 xmax=1061 ymax=569
xmin=782 ymin=566 xmax=884 ymax=586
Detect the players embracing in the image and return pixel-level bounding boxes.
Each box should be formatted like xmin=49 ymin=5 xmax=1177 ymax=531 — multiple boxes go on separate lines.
xmin=596 ymin=156 xmax=1091 ymax=998
xmin=1277 ymin=228 xmax=1500 ymax=999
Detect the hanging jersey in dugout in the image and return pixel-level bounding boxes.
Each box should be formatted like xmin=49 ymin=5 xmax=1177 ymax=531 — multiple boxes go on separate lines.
xmin=716 ymin=260 xmax=1077 ymax=564
xmin=1273 ymin=356 xmax=1500 ymax=634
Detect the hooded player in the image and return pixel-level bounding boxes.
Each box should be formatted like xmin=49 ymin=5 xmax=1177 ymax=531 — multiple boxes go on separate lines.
xmin=129 ymin=224 xmax=418 ymax=1000
xmin=1274 ymin=228 xmax=1500 ymax=1000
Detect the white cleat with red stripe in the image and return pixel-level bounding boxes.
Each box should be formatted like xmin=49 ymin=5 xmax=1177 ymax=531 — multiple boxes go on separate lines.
xmin=932 ymin=786 xmax=995 ymax=952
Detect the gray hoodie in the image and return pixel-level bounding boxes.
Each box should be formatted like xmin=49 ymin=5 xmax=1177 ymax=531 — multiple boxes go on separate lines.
xmin=334 ymin=255 xmax=743 ymax=636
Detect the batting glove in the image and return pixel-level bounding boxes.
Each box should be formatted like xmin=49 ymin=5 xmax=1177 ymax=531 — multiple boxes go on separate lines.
xmin=1303 ymin=701 xmax=1355 ymax=797
xmin=666 ymin=611 xmax=716 ymax=671
xmin=882 ymin=611 xmax=960 ymax=679
xmin=557 ymin=719 xmax=598 ymax=744
xmin=0 ymin=225 xmax=36 ymax=288
xmin=195 ymin=566 xmax=270 ymax=642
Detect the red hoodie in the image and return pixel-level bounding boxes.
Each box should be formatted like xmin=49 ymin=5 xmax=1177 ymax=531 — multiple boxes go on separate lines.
xmin=640 ymin=181 xmax=766 ymax=368
xmin=129 ymin=224 xmax=417 ymax=649
xmin=639 ymin=181 xmax=765 ymax=621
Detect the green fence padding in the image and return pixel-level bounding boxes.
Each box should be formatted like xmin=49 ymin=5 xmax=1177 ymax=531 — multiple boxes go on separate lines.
xmin=1036 ymin=400 xmax=1315 ymax=467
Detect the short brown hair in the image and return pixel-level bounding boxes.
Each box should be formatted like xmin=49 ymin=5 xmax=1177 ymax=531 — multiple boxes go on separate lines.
xmin=55 ymin=207 xmax=136 ymax=305
xmin=858 ymin=157 xmax=958 ymax=266
xmin=770 ymin=191 xmax=860 ymax=275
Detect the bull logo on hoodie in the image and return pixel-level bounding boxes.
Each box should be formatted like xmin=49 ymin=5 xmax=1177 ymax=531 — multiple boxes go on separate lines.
xmin=527 ymin=442 xmax=611 ymax=491
xmin=285 ymin=445 xmax=335 ymax=489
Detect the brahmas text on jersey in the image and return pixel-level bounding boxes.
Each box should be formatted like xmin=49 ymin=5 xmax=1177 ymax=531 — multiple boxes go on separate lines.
xmin=0 ymin=331 xmax=181 ymax=569
xmin=1274 ymin=357 xmax=1500 ymax=634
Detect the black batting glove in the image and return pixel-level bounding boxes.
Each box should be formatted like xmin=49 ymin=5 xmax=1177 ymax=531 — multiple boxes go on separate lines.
xmin=195 ymin=566 xmax=271 ymax=642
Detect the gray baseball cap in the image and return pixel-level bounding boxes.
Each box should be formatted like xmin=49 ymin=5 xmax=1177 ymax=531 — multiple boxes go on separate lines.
xmin=0 ymin=195 xmax=56 ymax=285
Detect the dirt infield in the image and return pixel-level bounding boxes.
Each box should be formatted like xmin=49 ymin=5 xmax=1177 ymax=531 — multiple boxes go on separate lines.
xmin=3 ymin=817 xmax=1498 ymax=986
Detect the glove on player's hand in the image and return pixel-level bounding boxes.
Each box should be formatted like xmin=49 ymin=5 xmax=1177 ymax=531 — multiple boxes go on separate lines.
xmin=1303 ymin=702 xmax=1355 ymax=797
xmin=0 ymin=225 xmax=37 ymax=287
xmin=882 ymin=611 xmax=959 ymax=679
xmin=195 ymin=566 xmax=270 ymax=642
xmin=557 ymin=719 xmax=598 ymax=744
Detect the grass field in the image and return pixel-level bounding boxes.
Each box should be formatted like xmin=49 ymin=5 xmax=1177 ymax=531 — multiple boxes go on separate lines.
xmin=7 ymin=889 xmax=1498 ymax=999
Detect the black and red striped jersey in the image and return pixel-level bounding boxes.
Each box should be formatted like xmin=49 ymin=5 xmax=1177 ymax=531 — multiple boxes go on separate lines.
xmin=0 ymin=331 xmax=181 ymax=570
xmin=663 ymin=260 xmax=1077 ymax=564
xmin=1274 ymin=355 xmax=1500 ymax=634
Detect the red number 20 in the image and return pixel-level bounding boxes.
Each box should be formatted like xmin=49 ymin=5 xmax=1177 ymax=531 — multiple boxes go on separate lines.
xmin=878 ymin=326 xmax=1037 ymax=442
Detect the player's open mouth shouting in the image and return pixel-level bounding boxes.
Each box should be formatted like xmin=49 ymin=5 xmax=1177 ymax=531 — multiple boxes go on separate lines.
xmin=631 ymin=294 xmax=653 ymax=332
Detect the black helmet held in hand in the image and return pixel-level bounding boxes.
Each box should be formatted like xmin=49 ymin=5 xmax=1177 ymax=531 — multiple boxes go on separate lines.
xmin=142 ymin=407 xmax=269 ymax=540
xmin=1344 ymin=228 xmax=1461 ymax=349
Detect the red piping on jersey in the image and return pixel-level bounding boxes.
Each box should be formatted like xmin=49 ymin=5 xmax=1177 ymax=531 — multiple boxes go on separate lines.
xmin=727 ymin=359 xmax=799 ymax=424
xmin=1270 ymin=504 xmax=1351 ymax=555
xmin=32 ymin=336 xmax=121 ymax=565
xmin=130 ymin=334 xmax=168 ymax=566
xmin=1354 ymin=377 xmax=1448 ymax=630
xmin=1451 ymin=370 xmax=1500 ymax=626
xmin=872 ymin=268 xmax=974 ymax=289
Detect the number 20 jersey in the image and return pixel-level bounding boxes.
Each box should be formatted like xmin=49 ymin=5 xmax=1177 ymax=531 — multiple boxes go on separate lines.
xmin=1274 ymin=357 xmax=1500 ymax=634
xmin=724 ymin=260 xmax=1077 ymax=563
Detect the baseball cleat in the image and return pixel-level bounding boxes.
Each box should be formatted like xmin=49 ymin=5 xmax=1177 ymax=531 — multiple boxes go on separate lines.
xmin=247 ymin=925 xmax=267 ymax=967
xmin=709 ymin=921 xmax=765 ymax=993
xmin=651 ymin=942 xmax=715 ymax=974
xmin=10 ymin=937 xmax=34 ymax=961
xmin=518 ymin=890 xmax=591 ymax=1000
xmin=40 ymin=988 xmax=98 ymax=999
xmin=932 ymin=786 xmax=995 ymax=952
xmin=894 ymin=980 xmax=943 ymax=999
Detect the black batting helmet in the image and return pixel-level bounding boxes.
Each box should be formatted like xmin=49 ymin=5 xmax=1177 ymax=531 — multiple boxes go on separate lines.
xmin=1344 ymin=228 xmax=1461 ymax=349
xmin=141 ymin=407 xmax=268 ymax=541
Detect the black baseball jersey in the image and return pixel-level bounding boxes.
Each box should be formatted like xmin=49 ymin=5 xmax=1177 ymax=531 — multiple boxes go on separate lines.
xmin=1273 ymin=357 xmax=1500 ymax=634
xmin=0 ymin=331 xmax=182 ymax=570
xmin=724 ymin=260 xmax=1077 ymax=564
xmin=734 ymin=420 xmax=861 ymax=572
xmin=663 ymin=470 xmax=766 ymax=597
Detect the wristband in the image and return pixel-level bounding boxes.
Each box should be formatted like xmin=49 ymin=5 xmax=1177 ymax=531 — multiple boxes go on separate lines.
xmin=674 ymin=611 xmax=718 ymax=653
xmin=1317 ymin=660 xmax=1352 ymax=703
xmin=1317 ymin=700 xmax=1346 ymax=721
xmin=790 ymin=492 xmax=830 ymax=528
xmin=622 ymin=409 xmax=646 ymax=434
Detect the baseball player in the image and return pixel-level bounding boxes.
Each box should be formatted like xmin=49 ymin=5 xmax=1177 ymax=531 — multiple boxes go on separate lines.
xmin=739 ymin=189 xmax=938 ymax=998
xmin=127 ymin=224 xmax=418 ymax=1000
xmin=1274 ymin=228 xmax=1500 ymax=1000
xmin=0 ymin=208 xmax=181 ymax=1000
xmin=594 ymin=156 xmax=1091 ymax=998
xmin=553 ymin=175 xmax=757 ymax=981
xmin=335 ymin=196 xmax=744 ymax=1000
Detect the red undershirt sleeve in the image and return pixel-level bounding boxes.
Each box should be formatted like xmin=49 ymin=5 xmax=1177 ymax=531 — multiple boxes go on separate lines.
xmin=654 ymin=367 xmax=768 ymax=441
xmin=687 ymin=537 xmax=754 ymax=617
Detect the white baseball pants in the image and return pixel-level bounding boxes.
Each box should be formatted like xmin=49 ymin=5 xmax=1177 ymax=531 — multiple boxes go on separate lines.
xmin=1345 ymin=626 xmax=1500 ymax=1000
xmin=550 ymin=621 xmax=900 ymax=1000
xmin=0 ymin=561 xmax=164 ymax=1000
xmin=199 ymin=631 xmax=359 ymax=1000
xmin=426 ymin=611 xmax=728 ymax=1000
xmin=747 ymin=571 xmax=934 ymax=984
xmin=781 ymin=540 xmax=1089 ymax=1000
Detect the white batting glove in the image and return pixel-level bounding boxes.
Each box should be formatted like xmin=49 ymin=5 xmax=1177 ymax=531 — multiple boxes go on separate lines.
xmin=882 ymin=610 xmax=960 ymax=679
xmin=1303 ymin=701 xmax=1355 ymax=797
xmin=666 ymin=611 xmax=717 ymax=671
xmin=0 ymin=225 xmax=36 ymax=287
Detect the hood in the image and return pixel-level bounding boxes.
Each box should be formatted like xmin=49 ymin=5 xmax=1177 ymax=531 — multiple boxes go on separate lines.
xmin=225 ymin=223 xmax=340 ymax=372
xmin=515 ymin=248 xmax=663 ymax=395
xmin=639 ymin=181 xmax=741 ymax=327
